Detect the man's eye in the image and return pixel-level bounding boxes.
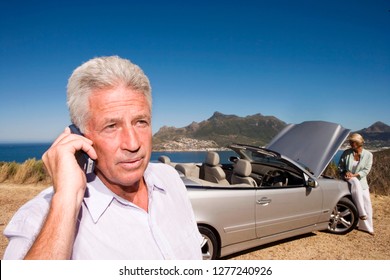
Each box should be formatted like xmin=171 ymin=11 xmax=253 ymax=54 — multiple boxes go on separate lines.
xmin=136 ymin=120 xmax=150 ymax=127
xmin=105 ymin=124 xmax=116 ymax=130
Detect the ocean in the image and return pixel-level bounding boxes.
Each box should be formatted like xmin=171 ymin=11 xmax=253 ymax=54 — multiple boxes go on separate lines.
xmin=0 ymin=143 xmax=342 ymax=165
xmin=0 ymin=143 xmax=236 ymax=164
xmin=0 ymin=143 xmax=52 ymax=163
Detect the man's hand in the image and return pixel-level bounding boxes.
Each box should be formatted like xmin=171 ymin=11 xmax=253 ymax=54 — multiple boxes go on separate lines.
xmin=42 ymin=127 xmax=97 ymax=207
xmin=25 ymin=127 xmax=97 ymax=259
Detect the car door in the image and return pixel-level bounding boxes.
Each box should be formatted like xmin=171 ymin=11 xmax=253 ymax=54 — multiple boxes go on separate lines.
xmin=188 ymin=186 xmax=258 ymax=246
xmin=255 ymin=184 xmax=323 ymax=238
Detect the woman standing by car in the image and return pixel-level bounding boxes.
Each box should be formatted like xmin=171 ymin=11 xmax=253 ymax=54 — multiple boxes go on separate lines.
xmin=338 ymin=133 xmax=374 ymax=235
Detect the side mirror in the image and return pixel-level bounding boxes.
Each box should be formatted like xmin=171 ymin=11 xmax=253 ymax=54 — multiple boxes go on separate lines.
xmin=307 ymin=177 xmax=318 ymax=188
xmin=304 ymin=173 xmax=318 ymax=188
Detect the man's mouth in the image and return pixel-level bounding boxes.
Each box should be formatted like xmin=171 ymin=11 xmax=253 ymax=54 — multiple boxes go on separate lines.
xmin=117 ymin=157 xmax=144 ymax=170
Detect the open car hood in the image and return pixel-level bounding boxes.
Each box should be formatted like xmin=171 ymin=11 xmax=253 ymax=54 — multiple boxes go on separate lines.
xmin=266 ymin=121 xmax=350 ymax=178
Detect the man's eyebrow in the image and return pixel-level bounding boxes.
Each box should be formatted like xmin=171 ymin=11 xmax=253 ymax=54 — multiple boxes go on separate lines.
xmin=102 ymin=114 xmax=151 ymax=123
xmin=102 ymin=117 xmax=122 ymax=124
xmin=135 ymin=113 xmax=151 ymax=120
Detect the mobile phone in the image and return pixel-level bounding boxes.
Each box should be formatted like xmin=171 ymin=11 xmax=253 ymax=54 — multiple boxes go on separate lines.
xmin=68 ymin=124 xmax=95 ymax=174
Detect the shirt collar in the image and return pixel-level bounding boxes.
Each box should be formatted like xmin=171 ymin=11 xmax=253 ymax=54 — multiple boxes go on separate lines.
xmin=83 ymin=164 xmax=167 ymax=223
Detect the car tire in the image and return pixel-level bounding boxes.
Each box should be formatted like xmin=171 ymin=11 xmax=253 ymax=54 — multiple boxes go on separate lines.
xmin=199 ymin=225 xmax=219 ymax=260
xmin=327 ymin=197 xmax=359 ymax=235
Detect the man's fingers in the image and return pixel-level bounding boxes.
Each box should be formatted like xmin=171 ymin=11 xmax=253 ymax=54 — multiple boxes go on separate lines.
xmin=42 ymin=127 xmax=97 ymax=179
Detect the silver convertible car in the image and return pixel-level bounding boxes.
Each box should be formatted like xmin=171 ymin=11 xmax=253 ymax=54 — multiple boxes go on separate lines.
xmin=159 ymin=121 xmax=359 ymax=259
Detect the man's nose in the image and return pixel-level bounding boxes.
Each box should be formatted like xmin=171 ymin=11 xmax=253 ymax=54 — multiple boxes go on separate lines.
xmin=120 ymin=126 xmax=140 ymax=152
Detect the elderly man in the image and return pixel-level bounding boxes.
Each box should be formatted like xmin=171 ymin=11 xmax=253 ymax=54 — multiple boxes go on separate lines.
xmin=3 ymin=56 xmax=203 ymax=259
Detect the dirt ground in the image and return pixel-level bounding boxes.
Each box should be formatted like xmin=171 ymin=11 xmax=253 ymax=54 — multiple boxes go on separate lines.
xmin=1 ymin=183 xmax=389 ymax=260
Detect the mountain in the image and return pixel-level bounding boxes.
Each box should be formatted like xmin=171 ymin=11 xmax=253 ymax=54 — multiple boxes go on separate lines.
xmin=153 ymin=112 xmax=286 ymax=150
xmin=153 ymin=113 xmax=390 ymax=151
xmin=359 ymin=121 xmax=390 ymax=133
xmin=355 ymin=121 xmax=390 ymax=149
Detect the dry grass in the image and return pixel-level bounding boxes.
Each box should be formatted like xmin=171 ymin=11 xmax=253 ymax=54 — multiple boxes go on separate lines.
xmin=0 ymin=159 xmax=51 ymax=185
xmin=368 ymin=149 xmax=390 ymax=196
xmin=0 ymin=183 xmax=48 ymax=257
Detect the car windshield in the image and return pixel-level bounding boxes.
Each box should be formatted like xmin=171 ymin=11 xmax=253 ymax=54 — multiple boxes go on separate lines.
xmin=234 ymin=145 xmax=309 ymax=175
xmin=242 ymin=149 xmax=280 ymax=165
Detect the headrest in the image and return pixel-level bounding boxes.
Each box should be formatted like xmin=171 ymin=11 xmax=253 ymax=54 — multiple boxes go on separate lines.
xmin=158 ymin=155 xmax=171 ymax=163
xmin=234 ymin=159 xmax=252 ymax=177
xmin=205 ymin=151 xmax=220 ymax=166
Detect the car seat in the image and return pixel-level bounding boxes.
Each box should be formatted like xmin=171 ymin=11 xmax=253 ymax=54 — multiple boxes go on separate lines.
xmin=231 ymin=159 xmax=257 ymax=186
xmin=201 ymin=151 xmax=230 ymax=185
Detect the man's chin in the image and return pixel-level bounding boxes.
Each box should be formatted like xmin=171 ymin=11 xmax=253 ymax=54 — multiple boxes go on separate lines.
xmin=96 ymin=168 xmax=145 ymax=189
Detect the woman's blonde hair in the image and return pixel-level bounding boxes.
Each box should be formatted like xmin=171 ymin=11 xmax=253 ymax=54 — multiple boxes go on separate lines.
xmin=348 ymin=133 xmax=365 ymax=147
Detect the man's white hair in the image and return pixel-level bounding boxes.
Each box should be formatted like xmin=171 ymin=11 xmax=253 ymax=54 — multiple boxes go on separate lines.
xmin=67 ymin=56 xmax=152 ymax=132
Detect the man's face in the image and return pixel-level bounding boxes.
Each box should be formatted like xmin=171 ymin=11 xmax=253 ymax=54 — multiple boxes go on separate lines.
xmin=85 ymin=85 xmax=152 ymax=190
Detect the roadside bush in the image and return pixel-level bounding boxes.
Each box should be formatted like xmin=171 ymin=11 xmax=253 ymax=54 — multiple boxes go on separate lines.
xmin=323 ymin=161 xmax=339 ymax=179
xmin=368 ymin=149 xmax=390 ymax=196
xmin=0 ymin=161 xmax=19 ymax=182
xmin=0 ymin=159 xmax=51 ymax=184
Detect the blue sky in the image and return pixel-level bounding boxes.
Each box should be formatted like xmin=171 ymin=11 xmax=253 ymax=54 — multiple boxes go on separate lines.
xmin=1 ymin=0 xmax=389 ymax=143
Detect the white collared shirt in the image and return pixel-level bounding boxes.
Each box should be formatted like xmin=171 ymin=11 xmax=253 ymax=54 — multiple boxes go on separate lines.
xmin=3 ymin=163 xmax=203 ymax=260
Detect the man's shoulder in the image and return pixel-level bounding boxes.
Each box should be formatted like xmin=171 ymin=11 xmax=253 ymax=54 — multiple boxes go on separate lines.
xmin=147 ymin=162 xmax=177 ymax=175
xmin=13 ymin=187 xmax=53 ymax=216
xmin=4 ymin=187 xmax=53 ymax=234
xmin=145 ymin=162 xmax=185 ymax=192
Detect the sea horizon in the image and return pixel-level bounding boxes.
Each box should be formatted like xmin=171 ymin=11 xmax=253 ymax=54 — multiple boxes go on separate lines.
xmin=0 ymin=142 xmax=343 ymax=165
xmin=0 ymin=142 xmax=236 ymax=164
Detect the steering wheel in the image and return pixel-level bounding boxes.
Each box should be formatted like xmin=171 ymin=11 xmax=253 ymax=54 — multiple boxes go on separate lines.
xmin=264 ymin=170 xmax=287 ymax=186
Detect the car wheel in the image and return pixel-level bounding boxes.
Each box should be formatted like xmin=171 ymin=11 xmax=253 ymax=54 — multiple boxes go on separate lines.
xmin=198 ymin=225 xmax=219 ymax=260
xmin=327 ymin=197 xmax=359 ymax=235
